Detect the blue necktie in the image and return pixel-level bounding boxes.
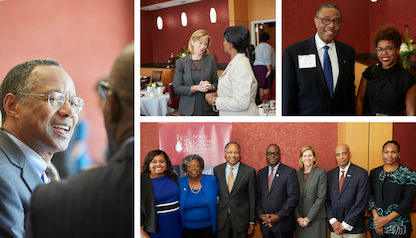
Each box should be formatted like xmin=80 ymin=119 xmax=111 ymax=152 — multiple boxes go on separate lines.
xmin=323 ymin=45 xmax=333 ymax=97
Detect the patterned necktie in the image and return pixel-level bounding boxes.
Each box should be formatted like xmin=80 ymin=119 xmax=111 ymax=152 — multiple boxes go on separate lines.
xmin=45 ymin=163 xmax=60 ymax=182
xmin=228 ymin=167 xmax=234 ymax=193
xmin=268 ymin=167 xmax=274 ymax=192
xmin=339 ymin=170 xmax=345 ymax=193
xmin=323 ymin=45 xmax=334 ymax=97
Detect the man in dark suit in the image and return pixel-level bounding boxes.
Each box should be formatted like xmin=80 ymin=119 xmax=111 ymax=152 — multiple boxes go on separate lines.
xmin=0 ymin=59 xmax=80 ymax=237
xmin=214 ymin=142 xmax=256 ymax=238
xmin=326 ymin=144 xmax=370 ymax=238
xmin=24 ymin=42 xmax=134 ymax=238
xmin=282 ymin=2 xmax=356 ymax=115
xmin=256 ymin=144 xmax=299 ymax=238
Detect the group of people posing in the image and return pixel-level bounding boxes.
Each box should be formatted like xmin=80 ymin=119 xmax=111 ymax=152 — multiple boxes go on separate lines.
xmin=141 ymin=141 xmax=416 ymax=238
xmin=283 ymin=2 xmax=416 ymax=116
xmin=172 ymin=26 xmax=274 ymax=116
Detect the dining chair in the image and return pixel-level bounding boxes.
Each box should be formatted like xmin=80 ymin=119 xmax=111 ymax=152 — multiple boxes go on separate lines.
xmin=151 ymin=70 xmax=162 ymax=82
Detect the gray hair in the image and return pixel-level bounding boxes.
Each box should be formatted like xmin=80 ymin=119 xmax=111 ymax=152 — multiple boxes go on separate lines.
xmin=0 ymin=59 xmax=62 ymax=123
xmin=224 ymin=141 xmax=241 ymax=153
xmin=181 ymin=154 xmax=205 ymax=173
xmin=316 ymin=3 xmax=342 ymax=18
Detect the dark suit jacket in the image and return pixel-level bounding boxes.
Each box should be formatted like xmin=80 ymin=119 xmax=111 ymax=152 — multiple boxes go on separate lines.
xmin=282 ymin=36 xmax=356 ymax=115
xmin=25 ymin=140 xmax=134 ymax=238
xmin=256 ymin=163 xmax=299 ymax=233
xmin=0 ymin=129 xmax=43 ymax=238
xmin=325 ymin=163 xmax=370 ymax=234
xmin=173 ymin=54 xmax=218 ymax=115
xmin=214 ymin=162 xmax=256 ymax=232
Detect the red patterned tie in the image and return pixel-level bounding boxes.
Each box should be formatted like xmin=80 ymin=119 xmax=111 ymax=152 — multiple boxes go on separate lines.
xmin=268 ymin=167 xmax=274 ymax=192
xmin=339 ymin=171 xmax=344 ymax=193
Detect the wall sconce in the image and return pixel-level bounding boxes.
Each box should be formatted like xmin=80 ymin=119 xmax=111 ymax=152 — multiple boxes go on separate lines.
xmin=210 ymin=7 xmax=217 ymax=23
xmin=371 ymin=0 xmax=377 ymax=2
xmin=156 ymin=6 xmax=163 ymax=30
xmin=181 ymin=1 xmax=187 ymax=27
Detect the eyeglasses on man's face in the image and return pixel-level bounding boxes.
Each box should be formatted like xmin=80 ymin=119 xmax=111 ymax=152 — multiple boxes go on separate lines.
xmin=266 ymin=152 xmax=281 ymax=156
xmin=316 ymin=17 xmax=342 ymax=27
xmin=375 ymin=46 xmax=395 ymax=53
xmin=19 ymin=92 xmax=84 ymax=113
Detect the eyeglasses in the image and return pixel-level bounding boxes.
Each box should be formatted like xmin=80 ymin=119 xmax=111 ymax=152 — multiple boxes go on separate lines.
xmin=100 ymin=80 xmax=115 ymax=99
xmin=186 ymin=164 xmax=201 ymax=170
xmin=316 ymin=17 xmax=342 ymax=27
xmin=19 ymin=92 xmax=84 ymax=113
xmin=266 ymin=152 xmax=281 ymax=156
xmin=375 ymin=46 xmax=395 ymax=53
xmin=225 ymin=151 xmax=240 ymax=155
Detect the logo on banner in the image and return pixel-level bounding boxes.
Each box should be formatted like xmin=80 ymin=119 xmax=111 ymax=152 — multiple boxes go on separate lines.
xmin=175 ymin=134 xmax=215 ymax=154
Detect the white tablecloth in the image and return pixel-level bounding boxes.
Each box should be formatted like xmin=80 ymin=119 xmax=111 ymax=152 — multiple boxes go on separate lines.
xmin=140 ymin=90 xmax=174 ymax=116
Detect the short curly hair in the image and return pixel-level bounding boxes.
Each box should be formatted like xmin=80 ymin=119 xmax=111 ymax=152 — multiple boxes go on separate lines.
xmin=374 ymin=24 xmax=402 ymax=48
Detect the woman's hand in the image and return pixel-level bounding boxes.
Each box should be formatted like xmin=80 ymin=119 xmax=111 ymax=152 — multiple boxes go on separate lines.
xmin=140 ymin=226 xmax=151 ymax=238
xmin=205 ymin=92 xmax=217 ymax=105
xmin=192 ymin=81 xmax=212 ymax=93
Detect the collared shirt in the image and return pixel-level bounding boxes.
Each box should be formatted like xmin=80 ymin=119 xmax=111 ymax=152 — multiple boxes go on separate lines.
xmin=315 ymin=33 xmax=339 ymax=91
xmin=268 ymin=163 xmax=280 ymax=178
xmin=329 ymin=161 xmax=353 ymax=231
xmin=225 ymin=161 xmax=240 ymax=185
xmin=4 ymin=130 xmax=49 ymax=183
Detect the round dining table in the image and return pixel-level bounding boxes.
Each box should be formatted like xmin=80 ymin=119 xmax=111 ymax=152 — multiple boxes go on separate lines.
xmin=140 ymin=90 xmax=174 ymax=116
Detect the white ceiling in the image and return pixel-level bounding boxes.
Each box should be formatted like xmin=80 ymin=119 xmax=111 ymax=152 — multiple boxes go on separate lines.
xmin=141 ymin=0 xmax=204 ymax=11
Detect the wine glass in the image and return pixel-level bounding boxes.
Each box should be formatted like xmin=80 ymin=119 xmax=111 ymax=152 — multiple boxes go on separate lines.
xmin=262 ymin=99 xmax=269 ymax=110
xmin=269 ymin=100 xmax=276 ymax=110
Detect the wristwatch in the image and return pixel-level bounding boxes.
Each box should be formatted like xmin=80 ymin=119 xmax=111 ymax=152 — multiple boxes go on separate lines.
xmin=212 ymin=97 xmax=218 ymax=112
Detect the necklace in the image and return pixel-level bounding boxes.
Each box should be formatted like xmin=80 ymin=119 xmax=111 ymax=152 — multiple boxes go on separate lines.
xmin=189 ymin=182 xmax=201 ymax=194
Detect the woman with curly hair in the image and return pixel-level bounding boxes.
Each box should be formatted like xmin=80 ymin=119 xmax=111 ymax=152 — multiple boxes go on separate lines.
xmin=356 ymin=24 xmax=416 ymax=116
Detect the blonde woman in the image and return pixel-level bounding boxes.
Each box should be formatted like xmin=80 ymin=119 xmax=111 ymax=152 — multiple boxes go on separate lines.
xmin=173 ymin=29 xmax=218 ymax=116
xmin=294 ymin=146 xmax=327 ymax=238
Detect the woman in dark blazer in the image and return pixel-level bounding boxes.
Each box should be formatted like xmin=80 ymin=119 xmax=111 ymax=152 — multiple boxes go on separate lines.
xmin=173 ymin=29 xmax=218 ymax=116
xmin=294 ymin=146 xmax=327 ymax=238
xmin=141 ymin=150 xmax=181 ymax=238
xmin=178 ymin=154 xmax=219 ymax=238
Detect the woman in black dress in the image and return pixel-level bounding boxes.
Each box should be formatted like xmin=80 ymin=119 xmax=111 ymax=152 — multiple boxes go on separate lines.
xmin=367 ymin=141 xmax=416 ymax=238
xmin=356 ymin=24 xmax=416 ymax=116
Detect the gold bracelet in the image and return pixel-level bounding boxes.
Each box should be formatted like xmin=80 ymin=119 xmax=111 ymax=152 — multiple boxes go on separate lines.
xmin=191 ymin=86 xmax=195 ymax=93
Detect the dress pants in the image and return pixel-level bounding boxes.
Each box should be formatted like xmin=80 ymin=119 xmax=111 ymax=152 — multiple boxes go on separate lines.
xmin=330 ymin=232 xmax=365 ymax=238
xmin=261 ymin=229 xmax=294 ymax=238
xmin=217 ymin=213 xmax=247 ymax=238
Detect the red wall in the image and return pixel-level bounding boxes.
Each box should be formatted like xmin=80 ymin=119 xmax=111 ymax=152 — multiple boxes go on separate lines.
xmin=140 ymin=122 xmax=339 ymax=173
xmin=370 ymin=0 xmax=416 ymax=61
xmin=283 ymin=0 xmax=370 ymax=54
xmin=140 ymin=0 xmax=230 ymax=64
xmin=0 ymin=0 xmax=133 ymax=163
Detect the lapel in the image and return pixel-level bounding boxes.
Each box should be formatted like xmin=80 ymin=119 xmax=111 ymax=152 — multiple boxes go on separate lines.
xmin=232 ymin=162 xmax=245 ymax=194
xmin=306 ymin=36 xmax=331 ymax=98
xmin=217 ymin=163 xmax=229 ymax=198
xmin=0 ymin=129 xmax=42 ymax=193
xmin=339 ymin=164 xmax=354 ymax=197
xmin=303 ymin=167 xmax=316 ymax=194
xmin=333 ymin=40 xmax=346 ymax=96
xmin=268 ymin=164 xmax=281 ymax=195
xmin=183 ymin=55 xmax=193 ymax=86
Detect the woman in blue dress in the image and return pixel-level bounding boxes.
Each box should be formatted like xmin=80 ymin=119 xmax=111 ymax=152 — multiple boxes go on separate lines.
xmin=368 ymin=141 xmax=416 ymax=238
xmin=178 ymin=154 xmax=219 ymax=238
xmin=141 ymin=150 xmax=181 ymax=238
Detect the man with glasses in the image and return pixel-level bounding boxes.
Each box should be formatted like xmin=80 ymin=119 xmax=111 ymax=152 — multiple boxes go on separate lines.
xmin=24 ymin=42 xmax=133 ymax=238
xmin=214 ymin=142 xmax=256 ymax=238
xmin=283 ymin=2 xmax=356 ymax=116
xmin=256 ymin=144 xmax=299 ymax=238
xmin=0 ymin=59 xmax=82 ymax=237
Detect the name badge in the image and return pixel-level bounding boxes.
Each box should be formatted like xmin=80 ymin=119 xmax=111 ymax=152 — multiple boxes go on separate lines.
xmin=298 ymin=54 xmax=316 ymax=69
